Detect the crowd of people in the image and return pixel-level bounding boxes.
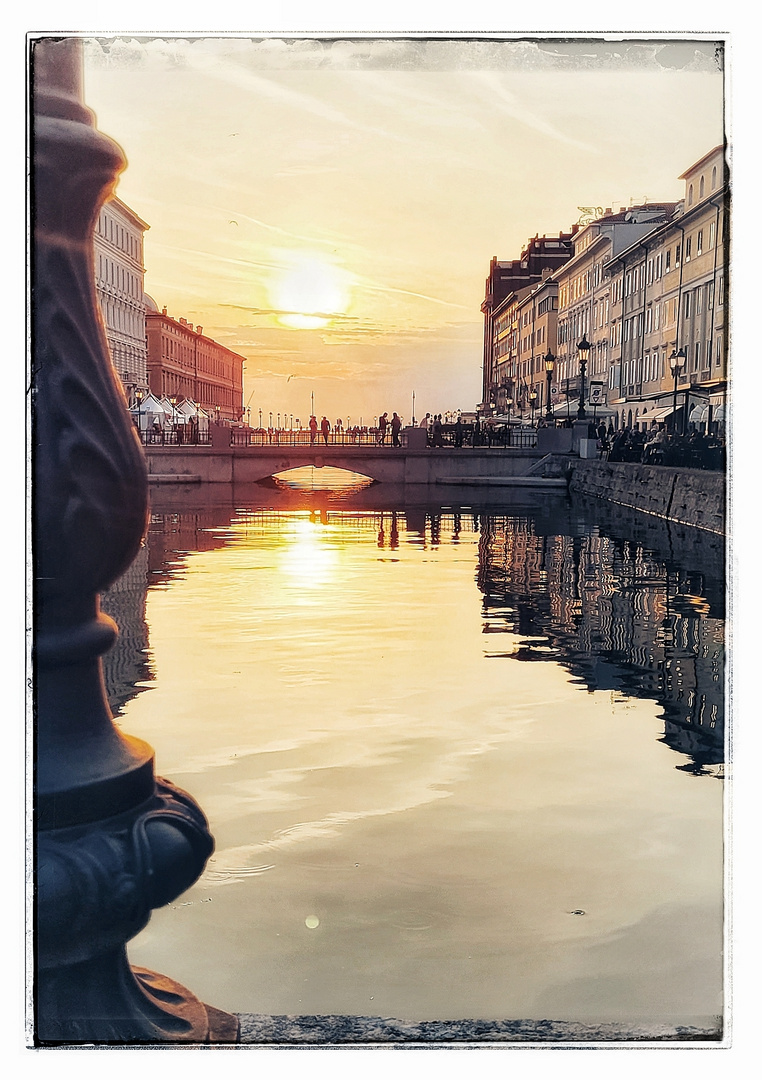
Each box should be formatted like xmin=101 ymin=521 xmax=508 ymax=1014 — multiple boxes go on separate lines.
xmin=605 ymin=424 xmax=725 ymax=470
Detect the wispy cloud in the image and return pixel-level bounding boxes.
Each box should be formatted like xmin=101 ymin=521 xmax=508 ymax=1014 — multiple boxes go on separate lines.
xmin=468 ymin=71 xmax=601 ymax=153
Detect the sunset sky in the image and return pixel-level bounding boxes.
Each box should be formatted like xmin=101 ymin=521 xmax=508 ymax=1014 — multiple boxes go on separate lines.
xmin=82 ymin=35 xmax=724 ymax=424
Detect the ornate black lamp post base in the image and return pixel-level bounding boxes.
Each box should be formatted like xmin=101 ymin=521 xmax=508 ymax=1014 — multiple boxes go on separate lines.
xmin=38 ymin=958 xmax=239 ymax=1045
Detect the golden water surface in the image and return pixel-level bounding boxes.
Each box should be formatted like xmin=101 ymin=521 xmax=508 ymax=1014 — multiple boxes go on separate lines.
xmin=101 ymin=474 xmax=725 ymax=1026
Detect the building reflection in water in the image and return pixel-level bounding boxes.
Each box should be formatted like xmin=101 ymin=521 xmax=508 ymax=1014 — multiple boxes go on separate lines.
xmin=102 ymin=487 xmax=725 ymax=774
xmin=477 ymin=515 xmax=724 ymax=773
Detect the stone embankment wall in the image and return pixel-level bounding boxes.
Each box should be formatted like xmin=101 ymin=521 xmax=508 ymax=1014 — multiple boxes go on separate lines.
xmin=567 ymin=460 xmax=726 ymax=536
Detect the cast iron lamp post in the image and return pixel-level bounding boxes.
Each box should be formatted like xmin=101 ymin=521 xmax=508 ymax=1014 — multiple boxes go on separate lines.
xmin=544 ymin=351 xmax=555 ymax=420
xmin=32 ymin=36 xmax=237 ymax=1044
xmin=576 ymin=334 xmax=591 ymax=420
xmin=135 ymin=388 xmax=144 ymax=438
xmin=670 ymin=347 xmax=686 ymax=436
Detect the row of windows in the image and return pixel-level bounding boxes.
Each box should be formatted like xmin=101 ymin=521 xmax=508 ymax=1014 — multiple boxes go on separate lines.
xmin=99 ymin=296 xmax=147 ymax=342
xmin=96 ymin=212 xmax=143 ymax=262
xmin=97 ymin=254 xmax=143 ymax=301
xmin=570 ymin=214 xmax=724 ymax=313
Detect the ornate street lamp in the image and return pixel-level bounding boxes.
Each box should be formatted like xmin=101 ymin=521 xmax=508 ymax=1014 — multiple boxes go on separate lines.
xmin=544 ymin=350 xmax=555 ymax=419
xmin=134 ymin=388 xmax=144 ymax=436
xmin=576 ymin=334 xmax=591 ymax=419
xmin=670 ymin=347 xmax=687 ymax=435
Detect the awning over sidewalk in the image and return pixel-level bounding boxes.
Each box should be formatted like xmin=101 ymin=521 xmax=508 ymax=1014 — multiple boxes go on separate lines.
xmin=643 ymin=404 xmax=678 ymax=423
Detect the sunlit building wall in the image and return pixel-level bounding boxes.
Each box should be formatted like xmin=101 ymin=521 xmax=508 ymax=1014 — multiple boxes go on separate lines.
xmin=606 ymin=145 xmax=728 ymax=431
xmin=554 ymin=204 xmax=677 ymax=417
xmin=145 ymin=301 xmax=245 ymax=422
xmin=481 ymin=232 xmax=575 ymax=413
xmin=93 ymin=196 xmax=150 ymax=405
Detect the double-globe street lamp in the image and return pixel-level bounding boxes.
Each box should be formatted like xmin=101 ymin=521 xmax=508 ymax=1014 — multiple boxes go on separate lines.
xmin=670 ymin=346 xmax=687 ymax=436
xmin=544 ymin=350 xmax=555 ymax=420
xmin=576 ymin=334 xmax=592 ymax=420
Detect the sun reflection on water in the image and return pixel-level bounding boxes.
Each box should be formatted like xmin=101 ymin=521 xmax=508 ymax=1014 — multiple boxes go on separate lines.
xmin=279 ymin=517 xmax=339 ymax=592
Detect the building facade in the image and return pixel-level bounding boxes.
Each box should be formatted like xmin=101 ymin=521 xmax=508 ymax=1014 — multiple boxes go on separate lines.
xmin=93 ymin=196 xmax=150 ymax=404
xmin=554 ymin=204 xmax=677 ymax=418
xmin=481 ymin=232 xmax=575 ymax=412
xmin=606 ymin=146 xmax=728 ymax=431
xmin=145 ymin=300 xmax=245 ymax=422
xmin=480 ymin=145 xmax=728 ymax=434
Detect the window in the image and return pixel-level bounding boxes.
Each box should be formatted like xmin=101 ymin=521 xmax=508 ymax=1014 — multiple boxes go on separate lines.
xmin=684 ymin=292 xmax=691 ymax=319
xmin=700 ymin=175 xmax=705 ymax=198
xmin=654 ymin=304 xmax=660 ymax=331
xmin=685 ymin=236 xmax=692 ymax=261
xmin=655 ymin=253 xmax=662 ymax=279
xmin=696 ymin=288 xmax=702 ymax=316
xmin=666 ymin=249 xmax=671 ymax=272
xmin=697 ymin=229 xmax=703 ymax=255
xmin=694 ymin=341 xmax=701 ymax=370
xmin=709 ymin=221 xmax=716 ymax=248
xmin=711 ymin=165 xmax=717 ymax=190
xmin=718 ymin=274 xmax=724 ymax=306
xmin=688 ymin=183 xmax=694 ymax=206
xmin=675 ymin=243 xmax=681 ymax=265
xmin=716 ymin=337 xmax=722 ymax=366
xmin=708 ymin=282 xmax=714 ymax=310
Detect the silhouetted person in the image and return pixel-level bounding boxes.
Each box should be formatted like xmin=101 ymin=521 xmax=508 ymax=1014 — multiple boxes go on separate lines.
xmin=378 ymin=412 xmax=388 ymax=444
xmin=391 ymin=411 xmax=402 ymax=446
xmin=309 ymin=415 xmax=318 ymax=444
xmin=454 ymin=416 xmax=463 ymax=447
xmin=432 ymin=414 xmax=442 ymax=447
xmin=321 ymin=416 xmax=330 ymax=444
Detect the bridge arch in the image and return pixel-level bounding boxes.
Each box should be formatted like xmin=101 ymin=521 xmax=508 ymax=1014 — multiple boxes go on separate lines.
xmin=233 ymin=448 xmax=407 ymax=485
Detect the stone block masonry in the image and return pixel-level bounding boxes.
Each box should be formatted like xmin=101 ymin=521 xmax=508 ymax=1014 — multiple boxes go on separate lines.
xmin=568 ymin=460 xmax=726 ymax=536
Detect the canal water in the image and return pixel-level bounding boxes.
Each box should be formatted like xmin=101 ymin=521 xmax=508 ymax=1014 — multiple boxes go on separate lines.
xmin=101 ymin=472 xmax=725 ymax=1028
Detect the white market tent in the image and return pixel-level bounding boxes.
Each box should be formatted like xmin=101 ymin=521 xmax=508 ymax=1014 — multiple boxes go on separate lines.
xmin=129 ymin=392 xmax=172 ymax=431
xmin=175 ymin=398 xmax=211 ymax=431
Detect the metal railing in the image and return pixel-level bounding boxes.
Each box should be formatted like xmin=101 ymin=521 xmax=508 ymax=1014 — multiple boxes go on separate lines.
xmin=226 ymin=426 xmax=539 ymax=449
xmin=136 ymin=426 xmax=212 ymax=446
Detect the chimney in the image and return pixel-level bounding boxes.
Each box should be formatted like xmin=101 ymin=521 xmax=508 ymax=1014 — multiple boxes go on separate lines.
xmin=605 ymin=207 xmax=612 ymax=215
xmin=197 ymin=326 xmax=203 ymax=335
xmin=162 ymin=306 xmax=167 ymax=316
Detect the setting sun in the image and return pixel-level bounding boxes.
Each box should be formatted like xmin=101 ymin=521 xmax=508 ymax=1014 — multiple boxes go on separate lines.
xmin=270 ymin=253 xmax=351 ymax=329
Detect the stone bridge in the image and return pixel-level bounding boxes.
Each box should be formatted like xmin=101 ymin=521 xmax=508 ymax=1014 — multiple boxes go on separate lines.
xmin=143 ymin=444 xmax=561 ymax=485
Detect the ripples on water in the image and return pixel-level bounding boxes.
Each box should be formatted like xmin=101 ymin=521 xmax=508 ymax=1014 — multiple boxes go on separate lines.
xmin=100 ymin=471 xmax=725 ymax=1027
